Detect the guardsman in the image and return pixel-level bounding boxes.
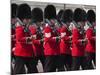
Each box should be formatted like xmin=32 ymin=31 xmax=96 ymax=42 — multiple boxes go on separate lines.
xmin=56 ymin=9 xmax=65 ymax=71
xmin=44 ymin=5 xmax=60 ymax=72
xmin=30 ymin=7 xmax=45 ymax=71
xmin=59 ymin=25 xmax=72 ymax=71
xmin=60 ymin=9 xmax=73 ymax=71
xmin=13 ymin=3 xmax=38 ymax=74
xmin=71 ymin=8 xmax=87 ymax=70
xmin=85 ymin=10 xmax=96 ymax=69
xmin=43 ymin=26 xmax=60 ymax=72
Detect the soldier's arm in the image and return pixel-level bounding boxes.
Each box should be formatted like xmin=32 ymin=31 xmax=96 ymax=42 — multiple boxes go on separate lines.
xmin=86 ymin=29 xmax=95 ymax=41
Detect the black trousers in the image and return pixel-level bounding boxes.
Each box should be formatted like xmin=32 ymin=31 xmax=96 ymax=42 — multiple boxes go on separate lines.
xmin=57 ymin=54 xmax=72 ymax=71
xmin=85 ymin=52 xmax=96 ymax=69
xmin=44 ymin=55 xmax=59 ymax=72
xmin=35 ymin=55 xmax=45 ymax=71
xmin=65 ymin=54 xmax=72 ymax=71
xmin=13 ymin=56 xmax=38 ymax=74
xmin=11 ymin=52 xmax=15 ymax=75
xmin=57 ymin=55 xmax=66 ymax=71
xmin=71 ymin=56 xmax=87 ymax=71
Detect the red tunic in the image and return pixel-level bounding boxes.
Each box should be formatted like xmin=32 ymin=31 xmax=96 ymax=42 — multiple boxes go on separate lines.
xmin=43 ymin=37 xmax=60 ymax=56
xmin=72 ymin=28 xmax=85 ymax=56
xmin=60 ymin=28 xmax=71 ymax=55
xmin=14 ymin=25 xmax=34 ymax=57
xmin=85 ymin=28 xmax=95 ymax=53
xmin=29 ymin=26 xmax=44 ymax=57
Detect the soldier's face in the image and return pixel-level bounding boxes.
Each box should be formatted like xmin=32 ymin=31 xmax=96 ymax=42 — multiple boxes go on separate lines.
xmin=78 ymin=21 xmax=85 ymax=29
xmin=23 ymin=19 xmax=31 ymax=25
xmin=36 ymin=21 xmax=43 ymax=27
xmin=66 ymin=22 xmax=70 ymax=27
xmin=50 ymin=19 xmax=55 ymax=27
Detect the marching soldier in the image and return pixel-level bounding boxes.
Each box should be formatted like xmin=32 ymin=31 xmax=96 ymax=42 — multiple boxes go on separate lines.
xmin=85 ymin=10 xmax=96 ymax=69
xmin=56 ymin=9 xmax=65 ymax=71
xmin=31 ymin=7 xmax=45 ymax=71
xmin=59 ymin=26 xmax=72 ymax=71
xmin=60 ymin=9 xmax=73 ymax=71
xmin=13 ymin=3 xmax=38 ymax=74
xmin=44 ymin=5 xmax=60 ymax=72
xmin=43 ymin=26 xmax=60 ymax=72
xmin=71 ymin=8 xmax=87 ymax=70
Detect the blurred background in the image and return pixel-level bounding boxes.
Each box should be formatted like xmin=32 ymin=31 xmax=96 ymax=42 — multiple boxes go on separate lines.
xmin=11 ymin=0 xmax=96 ymax=14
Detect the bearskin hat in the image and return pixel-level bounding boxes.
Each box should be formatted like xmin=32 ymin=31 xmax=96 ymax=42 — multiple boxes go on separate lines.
xmin=31 ymin=8 xmax=43 ymax=22
xmin=82 ymin=9 xmax=87 ymax=22
xmin=62 ymin=9 xmax=73 ymax=23
xmin=57 ymin=9 xmax=64 ymax=21
xmin=44 ymin=5 xmax=56 ymax=20
xmin=17 ymin=3 xmax=31 ymax=20
xmin=73 ymin=8 xmax=83 ymax=22
xmin=87 ymin=10 xmax=96 ymax=23
xmin=11 ymin=3 xmax=18 ymax=18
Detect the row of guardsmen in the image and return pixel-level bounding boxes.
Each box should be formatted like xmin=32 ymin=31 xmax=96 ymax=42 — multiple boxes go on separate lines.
xmin=11 ymin=3 xmax=96 ymax=74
